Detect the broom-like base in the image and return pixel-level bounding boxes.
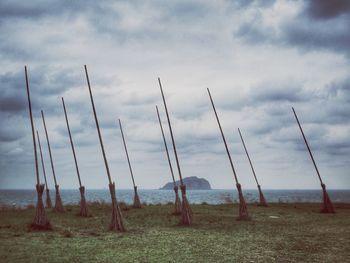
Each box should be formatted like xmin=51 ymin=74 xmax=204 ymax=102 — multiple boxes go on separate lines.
xmin=79 ymin=186 xmax=90 ymax=217
xmin=109 ymin=182 xmax=126 ymax=232
xmin=133 ymin=186 xmax=142 ymax=209
xmin=173 ymin=185 xmax=182 ymax=215
xmin=236 ymin=183 xmax=250 ymax=221
xmin=320 ymin=184 xmax=335 ymax=213
xmin=257 ymin=185 xmax=268 ymax=207
xmin=180 ymin=184 xmax=192 ymax=225
xmin=31 ymin=184 xmax=52 ymax=231
xmin=45 ymin=188 xmax=52 ymax=208
xmin=54 ymin=184 xmax=65 ymax=213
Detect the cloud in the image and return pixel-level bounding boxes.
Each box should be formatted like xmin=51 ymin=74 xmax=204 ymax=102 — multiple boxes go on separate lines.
xmin=305 ymin=0 xmax=350 ymax=20
xmin=235 ymin=0 xmax=350 ymax=58
xmin=0 ymin=0 xmax=349 ymax=190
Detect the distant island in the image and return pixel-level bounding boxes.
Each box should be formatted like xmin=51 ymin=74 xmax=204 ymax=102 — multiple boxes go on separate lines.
xmin=160 ymin=176 xmax=212 ymax=190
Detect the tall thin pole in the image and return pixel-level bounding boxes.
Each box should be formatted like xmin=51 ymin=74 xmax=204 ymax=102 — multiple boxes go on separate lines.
xmin=62 ymin=97 xmax=82 ymax=187
xmin=207 ymin=88 xmax=239 ymax=184
xmin=41 ymin=110 xmax=58 ymax=186
xmin=118 ymin=119 xmax=136 ymax=188
xmin=237 ymin=128 xmax=259 ymax=186
xmin=158 ymin=78 xmax=184 ymax=185
xmin=25 ymin=66 xmax=39 ymax=185
xmin=207 ymin=88 xmax=250 ymax=219
xmin=156 ymin=105 xmax=176 ymax=185
xmin=36 ymin=131 xmax=48 ymax=189
xmin=292 ymin=107 xmax=323 ymax=185
xmin=84 ymin=65 xmax=112 ymax=185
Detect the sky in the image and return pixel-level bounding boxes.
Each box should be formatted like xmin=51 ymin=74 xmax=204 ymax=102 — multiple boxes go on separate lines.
xmin=0 ymin=0 xmax=349 ymax=190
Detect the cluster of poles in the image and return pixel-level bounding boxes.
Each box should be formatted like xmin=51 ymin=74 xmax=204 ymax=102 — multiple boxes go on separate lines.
xmin=24 ymin=65 xmax=335 ymax=232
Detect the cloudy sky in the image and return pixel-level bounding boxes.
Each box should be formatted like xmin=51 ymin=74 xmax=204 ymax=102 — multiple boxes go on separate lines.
xmin=0 ymin=0 xmax=349 ymax=190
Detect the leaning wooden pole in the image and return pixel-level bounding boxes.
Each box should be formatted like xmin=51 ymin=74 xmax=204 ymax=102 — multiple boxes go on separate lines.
xmin=84 ymin=65 xmax=126 ymax=231
xmin=207 ymin=88 xmax=250 ymax=220
xmin=292 ymin=107 xmax=335 ymax=213
xmin=158 ymin=78 xmax=192 ymax=225
xmin=118 ymin=119 xmax=141 ymax=208
xmin=238 ymin=128 xmax=267 ymax=207
xmin=156 ymin=105 xmax=182 ymax=215
xmin=25 ymin=66 xmax=51 ymax=230
xmin=41 ymin=110 xmax=65 ymax=213
xmin=36 ymin=131 xmax=52 ymax=208
xmin=62 ymin=97 xmax=89 ymax=217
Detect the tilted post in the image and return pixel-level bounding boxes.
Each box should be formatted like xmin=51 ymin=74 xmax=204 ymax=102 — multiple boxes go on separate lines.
xmin=237 ymin=128 xmax=267 ymax=207
xmin=207 ymin=88 xmax=250 ymax=220
xmin=41 ymin=110 xmax=65 ymax=213
xmin=292 ymin=107 xmax=335 ymax=213
xmin=118 ymin=119 xmax=141 ymax=208
xmin=158 ymin=78 xmax=192 ymax=225
xmin=62 ymin=97 xmax=89 ymax=216
xmin=84 ymin=65 xmax=126 ymax=231
xmin=36 ymin=131 xmax=52 ymax=208
xmin=25 ymin=66 xmax=51 ymax=230
xmin=156 ymin=105 xmax=181 ymax=214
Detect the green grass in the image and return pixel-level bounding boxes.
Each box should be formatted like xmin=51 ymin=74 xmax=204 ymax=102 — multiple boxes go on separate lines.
xmin=0 ymin=202 xmax=349 ymax=263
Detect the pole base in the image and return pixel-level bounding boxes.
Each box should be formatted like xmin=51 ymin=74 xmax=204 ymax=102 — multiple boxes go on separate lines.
xmin=320 ymin=184 xmax=335 ymax=214
xmin=109 ymin=182 xmax=126 ymax=232
xmin=236 ymin=183 xmax=251 ymax=221
xmin=180 ymin=185 xmax=192 ymax=225
xmin=31 ymin=184 xmax=52 ymax=231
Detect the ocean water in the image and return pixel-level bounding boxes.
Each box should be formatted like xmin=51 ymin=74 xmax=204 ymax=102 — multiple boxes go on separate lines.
xmin=0 ymin=189 xmax=349 ymax=208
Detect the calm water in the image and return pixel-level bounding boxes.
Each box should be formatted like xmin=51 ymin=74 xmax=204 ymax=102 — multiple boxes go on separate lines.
xmin=0 ymin=189 xmax=349 ymax=208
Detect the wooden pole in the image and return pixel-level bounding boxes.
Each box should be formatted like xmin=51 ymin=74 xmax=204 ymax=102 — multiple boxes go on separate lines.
xmin=118 ymin=119 xmax=136 ymax=188
xmin=62 ymin=97 xmax=82 ymax=187
xmin=118 ymin=119 xmax=141 ymax=208
xmin=207 ymin=88 xmax=250 ymax=220
xmin=25 ymin=66 xmax=51 ymax=230
xmin=237 ymin=128 xmax=267 ymax=207
xmin=158 ymin=78 xmax=192 ymax=225
xmin=41 ymin=110 xmax=64 ymax=212
xmin=158 ymin=78 xmax=184 ymax=185
xmin=156 ymin=105 xmax=182 ymax=214
xmin=37 ymin=130 xmax=53 ymax=208
xmin=156 ymin=106 xmax=176 ymax=185
xmin=84 ymin=65 xmax=112 ymax=185
xmin=292 ymin=108 xmax=323 ymax=184
xmin=84 ymin=65 xmax=126 ymax=230
xmin=62 ymin=97 xmax=89 ymax=216
xmin=25 ymin=66 xmax=39 ymax=185
xmin=292 ymin=107 xmax=335 ymax=213
xmin=36 ymin=131 xmax=48 ymax=188
xmin=207 ymin=88 xmax=239 ymax=183
xmin=41 ymin=110 xmax=58 ymax=186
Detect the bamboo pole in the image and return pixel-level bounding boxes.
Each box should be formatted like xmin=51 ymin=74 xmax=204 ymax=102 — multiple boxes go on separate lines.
xmin=41 ymin=110 xmax=64 ymax=212
xmin=237 ymin=128 xmax=267 ymax=207
xmin=118 ymin=119 xmax=141 ymax=208
xmin=207 ymin=88 xmax=250 ymax=220
xmin=158 ymin=78 xmax=192 ymax=225
xmin=156 ymin=105 xmax=181 ymax=214
xmin=61 ymin=97 xmax=89 ymax=216
xmin=292 ymin=107 xmax=335 ymax=213
xmin=36 ymin=130 xmax=52 ymax=208
xmin=84 ymin=65 xmax=126 ymax=231
xmin=25 ymin=66 xmax=51 ymax=230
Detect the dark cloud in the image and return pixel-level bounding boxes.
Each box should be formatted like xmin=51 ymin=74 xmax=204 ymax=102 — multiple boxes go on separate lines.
xmin=227 ymin=0 xmax=276 ymax=9
xmin=305 ymin=0 xmax=350 ymax=20
xmin=235 ymin=0 xmax=350 ymax=58
xmin=251 ymin=84 xmax=310 ymax=104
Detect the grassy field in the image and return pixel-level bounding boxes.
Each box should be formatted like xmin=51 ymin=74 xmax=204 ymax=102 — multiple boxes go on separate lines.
xmin=0 ymin=202 xmax=349 ymax=263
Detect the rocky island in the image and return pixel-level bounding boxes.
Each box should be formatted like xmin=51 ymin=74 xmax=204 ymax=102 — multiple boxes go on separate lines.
xmin=160 ymin=176 xmax=212 ymax=190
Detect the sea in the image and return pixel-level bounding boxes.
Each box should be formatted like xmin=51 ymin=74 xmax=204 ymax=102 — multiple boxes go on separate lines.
xmin=0 ymin=189 xmax=349 ymax=208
